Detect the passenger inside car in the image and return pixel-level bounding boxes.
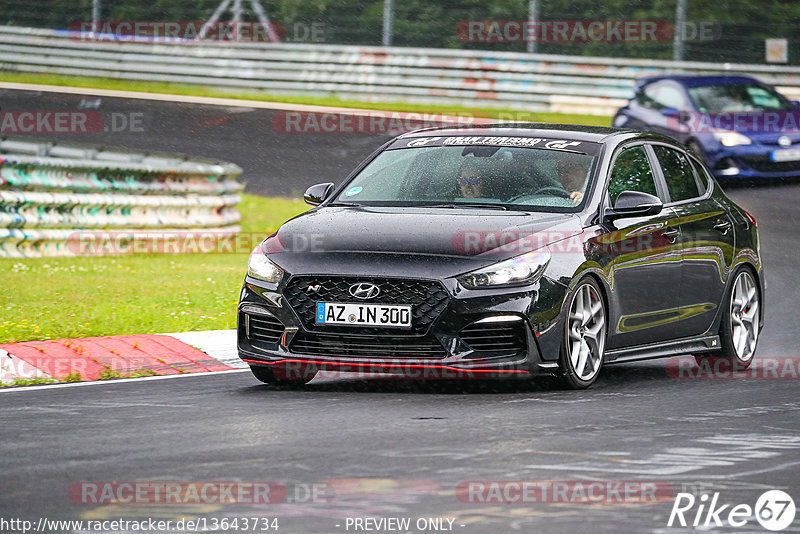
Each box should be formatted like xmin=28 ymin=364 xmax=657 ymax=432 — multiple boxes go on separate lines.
xmin=458 ymin=158 xmax=486 ymax=198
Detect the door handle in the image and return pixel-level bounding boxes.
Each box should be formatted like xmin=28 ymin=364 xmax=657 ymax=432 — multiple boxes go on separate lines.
xmin=713 ymin=219 xmax=732 ymax=234
xmin=662 ymin=228 xmax=680 ymax=244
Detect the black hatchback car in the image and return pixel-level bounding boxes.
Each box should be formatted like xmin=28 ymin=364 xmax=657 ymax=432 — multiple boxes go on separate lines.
xmin=238 ymin=125 xmax=763 ymax=389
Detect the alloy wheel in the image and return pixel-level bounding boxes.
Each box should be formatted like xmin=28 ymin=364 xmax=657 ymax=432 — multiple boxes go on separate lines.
xmin=567 ymin=283 xmax=606 ymax=381
xmin=730 ymin=270 xmax=759 ymax=361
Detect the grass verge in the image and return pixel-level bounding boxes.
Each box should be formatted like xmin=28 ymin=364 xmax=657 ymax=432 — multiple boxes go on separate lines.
xmin=0 ymin=71 xmax=611 ymax=126
xmin=0 ymin=194 xmax=308 ymax=343
xmin=0 ymin=376 xmax=59 ymax=388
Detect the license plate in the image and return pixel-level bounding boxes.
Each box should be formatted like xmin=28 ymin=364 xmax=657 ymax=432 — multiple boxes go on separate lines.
xmin=316 ymin=302 xmax=412 ymax=328
xmin=771 ymin=148 xmax=800 ymax=162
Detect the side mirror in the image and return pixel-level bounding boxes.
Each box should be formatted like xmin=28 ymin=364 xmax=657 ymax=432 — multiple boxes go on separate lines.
xmin=661 ymin=107 xmax=681 ymax=119
xmin=605 ymin=191 xmax=663 ymax=221
xmin=303 ymin=182 xmax=335 ymax=206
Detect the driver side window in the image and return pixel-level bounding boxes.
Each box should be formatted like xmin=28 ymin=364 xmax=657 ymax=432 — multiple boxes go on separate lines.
xmin=607 ymin=146 xmax=658 ymax=205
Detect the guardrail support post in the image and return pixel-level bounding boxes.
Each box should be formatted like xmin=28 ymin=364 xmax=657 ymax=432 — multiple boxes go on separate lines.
xmin=527 ymin=0 xmax=539 ymax=54
xmin=382 ymin=0 xmax=393 ymax=46
xmin=92 ymin=0 xmax=100 ymax=34
xmin=674 ymin=0 xmax=687 ymax=61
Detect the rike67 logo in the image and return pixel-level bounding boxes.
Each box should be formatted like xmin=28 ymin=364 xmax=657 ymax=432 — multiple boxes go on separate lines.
xmin=668 ymin=490 xmax=796 ymax=531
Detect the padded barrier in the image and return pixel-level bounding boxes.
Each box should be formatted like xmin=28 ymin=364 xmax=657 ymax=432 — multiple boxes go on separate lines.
xmin=0 ymin=139 xmax=243 ymax=257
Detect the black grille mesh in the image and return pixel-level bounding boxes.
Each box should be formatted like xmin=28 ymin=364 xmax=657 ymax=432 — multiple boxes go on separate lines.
xmin=290 ymin=332 xmax=447 ymax=359
xmin=283 ymin=276 xmax=449 ymax=335
xmin=247 ymin=314 xmax=284 ymax=344
xmin=459 ymin=320 xmax=526 ymax=354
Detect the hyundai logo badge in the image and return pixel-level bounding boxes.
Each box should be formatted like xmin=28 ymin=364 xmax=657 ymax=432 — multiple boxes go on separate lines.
xmin=778 ymin=136 xmax=792 ymax=147
xmin=349 ymin=283 xmax=381 ymax=300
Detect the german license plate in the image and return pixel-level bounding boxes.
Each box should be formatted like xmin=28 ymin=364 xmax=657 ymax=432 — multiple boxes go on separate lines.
xmin=316 ymin=302 xmax=412 ymax=328
xmin=771 ymin=148 xmax=800 ymax=162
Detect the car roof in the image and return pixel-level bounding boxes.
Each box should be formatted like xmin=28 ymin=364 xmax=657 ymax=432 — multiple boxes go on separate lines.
xmin=634 ymin=74 xmax=761 ymax=91
xmin=398 ymin=122 xmax=637 ymax=143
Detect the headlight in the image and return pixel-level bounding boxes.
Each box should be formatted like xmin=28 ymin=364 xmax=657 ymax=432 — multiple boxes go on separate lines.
xmin=713 ymin=131 xmax=752 ymax=147
xmin=247 ymin=245 xmax=284 ymax=283
xmin=458 ymin=248 xmax=551 ymax=289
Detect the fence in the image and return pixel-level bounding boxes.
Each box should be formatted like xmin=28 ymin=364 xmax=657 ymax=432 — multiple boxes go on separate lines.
xmin=1 ymin=25 xmax=800 ymax=117
xmin=3 ymin=0 xmax=800 ymax=65
xmin=0 ymin=136 xmax=242 ymax=257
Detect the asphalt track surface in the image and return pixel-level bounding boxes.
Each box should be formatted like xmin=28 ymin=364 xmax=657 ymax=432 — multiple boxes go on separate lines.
xmin=0 ymin=87 xmax=395 ymax=196
xmin=2 ymin=88 xmax=799 ymax=533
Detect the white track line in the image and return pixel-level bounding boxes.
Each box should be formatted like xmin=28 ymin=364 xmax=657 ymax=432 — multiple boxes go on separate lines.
xmin=0 ymin=368 xmax=250 ymax=393
xmin=0 ymin=81 xmax=479 ymax=120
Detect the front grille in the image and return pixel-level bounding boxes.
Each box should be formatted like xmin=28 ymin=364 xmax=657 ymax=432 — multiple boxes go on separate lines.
xmin=460 ymin=320 xmax=527 ymax=354
xmin=283 ymin=276 xmax=449 ymax=335
xmin=739 ymin=156 xmax=800 ymax=173
xmin=247 ymin=314 xmax=284 ymax=344
xmin=756 ymin=137 xmax=800 ymax=147
xmin=291 ymin=332 xmax=447 ymax=359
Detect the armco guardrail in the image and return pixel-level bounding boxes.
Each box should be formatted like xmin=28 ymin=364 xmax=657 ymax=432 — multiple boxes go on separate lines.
xmin=1 ymin=25 xmax=800 ymax=116
xmin=0 ymin=137 xmax=242 ymax=257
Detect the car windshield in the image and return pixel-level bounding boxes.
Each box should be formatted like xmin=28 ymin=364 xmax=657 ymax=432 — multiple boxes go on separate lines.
xmin=687 ymin=83 xmax=793 ymax=112
xmin=333 ymin=145 xmax=597 ymax=212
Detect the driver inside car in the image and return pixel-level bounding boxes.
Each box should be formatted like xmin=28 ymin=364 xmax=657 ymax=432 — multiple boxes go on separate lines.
xmin=557 ymin=157 xmax=589 ymax=205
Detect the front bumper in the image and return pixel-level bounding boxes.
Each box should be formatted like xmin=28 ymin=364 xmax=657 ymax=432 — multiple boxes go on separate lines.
xmin=237 ymin=274 xmax=568 ymax=380
xmin=705 ymin=144 xmax=800 ymax=179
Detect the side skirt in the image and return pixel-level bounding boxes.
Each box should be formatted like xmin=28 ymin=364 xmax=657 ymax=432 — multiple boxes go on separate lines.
xmin=605 ymin=334 xmax=721 ymax=364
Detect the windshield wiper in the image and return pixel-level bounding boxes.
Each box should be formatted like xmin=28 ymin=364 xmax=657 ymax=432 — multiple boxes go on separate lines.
xmin=423 ymin=203 xmax=508 ymax=211
xmin=327 ymin=202 xmax=362 ymax=207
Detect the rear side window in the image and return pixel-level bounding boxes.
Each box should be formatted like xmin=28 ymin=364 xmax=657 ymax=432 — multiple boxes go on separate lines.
xmin=653 ymin=145 xmax=700 ymax=202
xmin=689 ymin=157 xmax=710 ymax=195
xmin=607 ymin=146 xmax=658 ymax=205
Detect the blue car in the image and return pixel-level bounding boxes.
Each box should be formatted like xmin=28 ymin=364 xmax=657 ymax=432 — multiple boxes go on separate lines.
xmin=613 ymin=74 xmax=800 ymax=180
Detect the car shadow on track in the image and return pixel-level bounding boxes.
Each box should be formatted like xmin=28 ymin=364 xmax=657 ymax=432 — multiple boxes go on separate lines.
xmin=236 ymin=361 xmax=675 ymax=396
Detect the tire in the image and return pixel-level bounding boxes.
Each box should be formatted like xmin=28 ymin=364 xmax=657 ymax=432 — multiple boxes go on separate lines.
xmin=556 ymin=278 xmax=607 ymax=390
xmin=249 ymin=365 xmax=317 ymax=388
xmin=695 ymin=268 xmax=760 ymax=369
